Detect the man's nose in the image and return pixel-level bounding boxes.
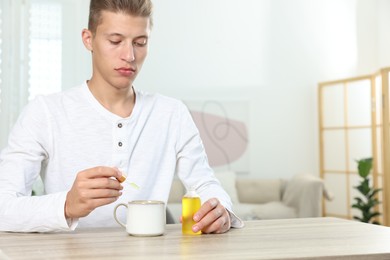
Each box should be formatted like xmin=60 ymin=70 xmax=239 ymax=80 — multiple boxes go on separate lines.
xmin=122 ymin=44 xmax=135 ymax=62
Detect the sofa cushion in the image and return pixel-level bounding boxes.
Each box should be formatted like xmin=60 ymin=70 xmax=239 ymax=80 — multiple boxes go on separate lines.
xmin=252 ymin=202 xmax=297 ymax=219
xmin=214 ymin=171 xmax=240 ymax=203
xmin=236 ymin=179 xmax=282 ymax=204
xmin=231 ymin=203 xmax=261 ymax=220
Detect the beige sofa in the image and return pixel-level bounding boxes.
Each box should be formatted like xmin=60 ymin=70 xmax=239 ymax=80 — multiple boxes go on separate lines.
xmin=167 ymin=172 xmax=333 ymax=223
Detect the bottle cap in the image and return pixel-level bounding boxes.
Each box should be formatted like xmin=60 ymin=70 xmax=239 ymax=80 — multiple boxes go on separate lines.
xmin=184 ymin=186 xmax=199 ymax=197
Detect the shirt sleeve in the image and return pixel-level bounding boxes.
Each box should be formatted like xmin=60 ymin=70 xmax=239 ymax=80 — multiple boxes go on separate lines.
xmin=175 ymin=102 xmax=244 ymax=228
xmin=0 ymin=98 xmax=74 ymax=232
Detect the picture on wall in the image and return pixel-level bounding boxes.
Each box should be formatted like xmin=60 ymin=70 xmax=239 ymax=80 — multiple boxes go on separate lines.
xmin=184 ymin=99 xmax=250 ymax=174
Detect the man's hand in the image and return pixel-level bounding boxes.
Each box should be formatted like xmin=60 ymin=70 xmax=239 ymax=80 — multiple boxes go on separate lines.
xmin=65 ymin=166 xmax=124 ymax=219
xmin=192 ymin=198 xmax=231 ymax=234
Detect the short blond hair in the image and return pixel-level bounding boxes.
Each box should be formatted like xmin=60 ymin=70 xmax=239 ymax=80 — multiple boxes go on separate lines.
xmin=88 ymin=0 xmax=153 ymax=34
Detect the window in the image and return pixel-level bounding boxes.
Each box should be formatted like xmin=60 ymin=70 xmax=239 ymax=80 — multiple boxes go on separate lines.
xmin=28 ymin=2 xmax=62 ymax=100
xmin=0 ymin=0 xmax=63 ymax=148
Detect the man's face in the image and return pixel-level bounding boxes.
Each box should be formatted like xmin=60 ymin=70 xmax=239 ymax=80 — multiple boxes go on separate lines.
xmin=87 ymin=11 xmax=151 ymax=90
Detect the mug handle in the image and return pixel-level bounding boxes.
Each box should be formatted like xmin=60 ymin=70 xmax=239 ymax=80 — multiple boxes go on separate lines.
xmin=113 ymin=203 xmax=127 ymax=228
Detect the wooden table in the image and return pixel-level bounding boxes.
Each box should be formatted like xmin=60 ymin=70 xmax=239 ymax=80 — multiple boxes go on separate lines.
xmin=1 ymin=217 xmax=390 ymax=259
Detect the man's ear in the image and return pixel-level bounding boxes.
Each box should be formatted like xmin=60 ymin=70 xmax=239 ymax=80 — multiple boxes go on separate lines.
xmin=82 ymin=29 xmax=93 ymax=52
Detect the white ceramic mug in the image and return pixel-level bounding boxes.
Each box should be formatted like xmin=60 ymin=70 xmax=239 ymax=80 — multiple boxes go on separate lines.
xmin=114 ymin=200 xmax=166 ymax=236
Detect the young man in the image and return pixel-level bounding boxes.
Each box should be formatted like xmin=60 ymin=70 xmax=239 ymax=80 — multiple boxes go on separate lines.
xmin=0 ymin=0 xmax=243 ymax=233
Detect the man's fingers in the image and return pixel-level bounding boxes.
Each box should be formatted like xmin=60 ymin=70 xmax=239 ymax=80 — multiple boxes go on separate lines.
xmin=67 ymin=196 xmax=120 ymax=218
xmin=82 ymin=188 xmax=123 ymax=199
xmin=90 ymin=177 xmax=123 ymax=190
xmin=77 ymin=167 xmax=124 ymax=190
xmin=201 ymin=215 xmax=226 ymax=234
xmin=193 ymin=198 xmax=219 ymax=222
xmin=87 ymin=197 xmax=121 ymax=209
xmin=81 ymin=166 xmax=122 ymax=180
xmin=193 ymin=204 xmax=224 ymax=232
xmin=65 ymin=166 xmax=124 ymax=219
xmin=201 ymin=208 xmax=231 ymax=234
xmin=191 ymin=198 xmax=231 ymax=234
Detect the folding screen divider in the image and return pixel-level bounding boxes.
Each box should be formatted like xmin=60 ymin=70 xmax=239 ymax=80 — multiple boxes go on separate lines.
xmin=318 ymin=67 xmax=390 ymax=226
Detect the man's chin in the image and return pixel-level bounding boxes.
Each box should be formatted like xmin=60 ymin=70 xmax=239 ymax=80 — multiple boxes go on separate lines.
xmin=112 ymin=79 xmax=134 ymax=90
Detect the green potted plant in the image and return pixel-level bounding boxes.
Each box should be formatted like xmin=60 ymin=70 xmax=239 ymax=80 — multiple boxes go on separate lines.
xmin=351 ymin=157 xmax=381 ymax=224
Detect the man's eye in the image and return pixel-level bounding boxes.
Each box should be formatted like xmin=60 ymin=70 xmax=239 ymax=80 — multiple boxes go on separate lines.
xmin=133 ymin=40 xmax=147 ymax=47
xmin=109 ymin=40 xmax=121 ymax=45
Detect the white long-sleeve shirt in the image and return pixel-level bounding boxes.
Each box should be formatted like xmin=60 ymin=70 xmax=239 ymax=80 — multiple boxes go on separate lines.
xmin=0 ymin=83 xmax=243 ymax=232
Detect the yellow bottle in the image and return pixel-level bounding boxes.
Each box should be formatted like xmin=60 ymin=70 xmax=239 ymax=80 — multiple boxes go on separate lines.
xmin=182 ymin=188 xmax=202 ymax=235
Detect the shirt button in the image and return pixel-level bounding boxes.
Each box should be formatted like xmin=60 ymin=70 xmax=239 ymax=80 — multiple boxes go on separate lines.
xmin=118 ymin=123 xmax=123 ymax=128
xmin=118 ymin=142 xmax=123 ymax=147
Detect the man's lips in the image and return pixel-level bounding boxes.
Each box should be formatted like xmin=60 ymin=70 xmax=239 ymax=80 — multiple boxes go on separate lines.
xmin=115 ymin=67 xmax=136 ymax=77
